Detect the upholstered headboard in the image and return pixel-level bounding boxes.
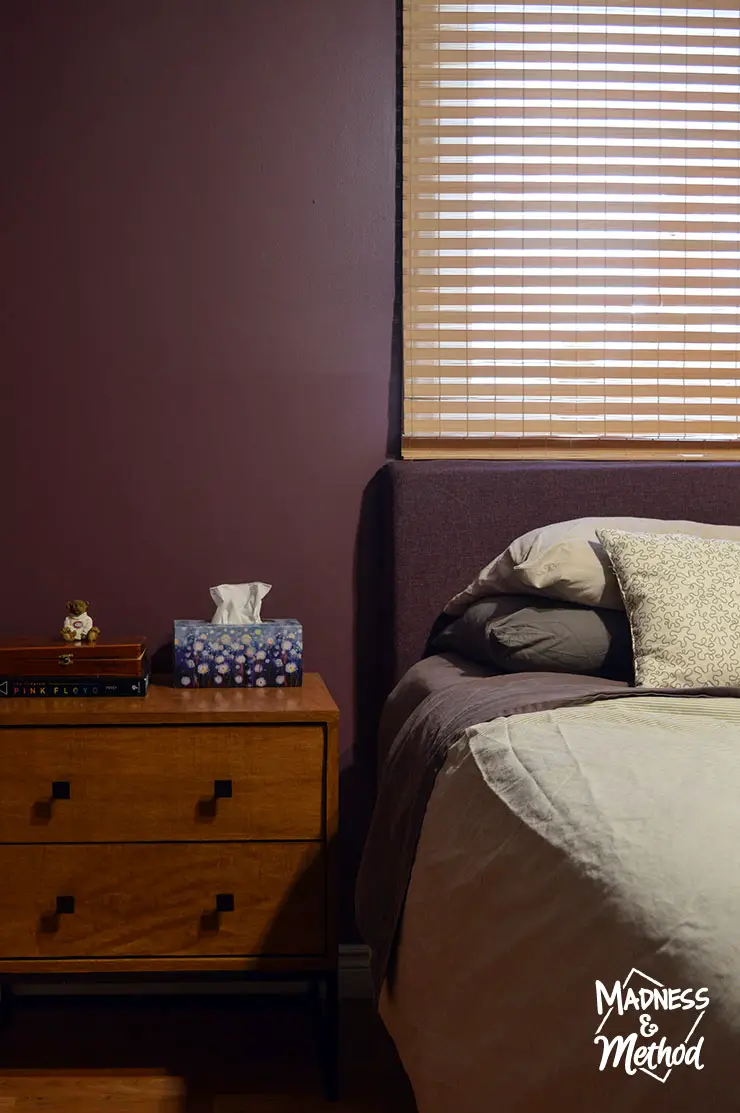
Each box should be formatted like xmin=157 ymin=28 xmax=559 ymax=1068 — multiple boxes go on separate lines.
xmin=383 ymin=459 xmax=740 ymax=683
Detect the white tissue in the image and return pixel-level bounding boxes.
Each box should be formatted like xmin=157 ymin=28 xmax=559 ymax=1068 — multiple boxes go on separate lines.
xmin=209 ymin=582 xmax=271 ymax=625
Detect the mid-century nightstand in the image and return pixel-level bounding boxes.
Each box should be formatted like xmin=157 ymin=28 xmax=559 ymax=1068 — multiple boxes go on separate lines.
xmin=0 ymin=674 xmax=339 ymax=1098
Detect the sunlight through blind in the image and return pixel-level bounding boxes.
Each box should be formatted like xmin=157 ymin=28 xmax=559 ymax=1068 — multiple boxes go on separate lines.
xmin=402 ymin=0 xmax=740 ymax=459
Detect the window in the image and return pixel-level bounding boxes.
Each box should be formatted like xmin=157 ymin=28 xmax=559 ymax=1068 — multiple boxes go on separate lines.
xmin=402 ymin=1 xmax=740 ymax=459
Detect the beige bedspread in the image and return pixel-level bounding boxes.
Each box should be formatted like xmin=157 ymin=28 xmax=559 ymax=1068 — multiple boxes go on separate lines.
xmin=380 ymin=696 xmax=740 ymax=1112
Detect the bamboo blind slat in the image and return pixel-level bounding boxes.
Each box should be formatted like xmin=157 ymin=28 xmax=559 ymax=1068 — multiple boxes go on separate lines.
xmin=402 ymin=0 xmax=740 ymax=457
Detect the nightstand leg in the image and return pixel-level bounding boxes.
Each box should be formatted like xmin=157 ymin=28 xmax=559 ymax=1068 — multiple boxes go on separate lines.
xmin=320 ymin=970 xmax=339 ymax=1102
xmin=0 ymin=982 xmax=13 ymax=1025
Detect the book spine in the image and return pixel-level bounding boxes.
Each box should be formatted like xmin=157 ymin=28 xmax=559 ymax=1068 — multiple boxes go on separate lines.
xmin=0 ymin=676 xmax=150 ymax=698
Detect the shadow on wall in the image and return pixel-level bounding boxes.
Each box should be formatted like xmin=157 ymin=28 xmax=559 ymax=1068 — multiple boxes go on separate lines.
xmin=335 ymin=467 xmax=396 ymax=937
xmin=354 ymin=466 xmax=395 ymax=793
xmin=385 ymin=0 xmax=404 ymax=459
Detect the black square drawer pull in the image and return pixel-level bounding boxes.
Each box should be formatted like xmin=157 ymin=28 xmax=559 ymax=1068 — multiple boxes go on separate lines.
xmin=213 ymin=779 xmax=232 ymax=799
xmin=55 ymin=895 xmax=75 ymax=915
xmin=51 ymin=781 xmax=71 ymax=800
xmin=216 ymin=893 xmax=235 ymax=913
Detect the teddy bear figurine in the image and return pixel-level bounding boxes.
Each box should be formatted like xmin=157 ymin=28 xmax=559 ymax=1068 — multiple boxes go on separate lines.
xmin=61 ymin=599 xmax=101 ymax=644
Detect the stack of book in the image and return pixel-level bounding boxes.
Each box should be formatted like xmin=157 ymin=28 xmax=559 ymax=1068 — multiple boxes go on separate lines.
xmin=0 ymin=638 xmax=150 ymax=698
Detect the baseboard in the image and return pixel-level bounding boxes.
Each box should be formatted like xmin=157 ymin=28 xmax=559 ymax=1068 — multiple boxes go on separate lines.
xmin=5 ymin=945 xmax=373 ymax=1001
xmin=337 ymin=944 xmax=373 ymax=999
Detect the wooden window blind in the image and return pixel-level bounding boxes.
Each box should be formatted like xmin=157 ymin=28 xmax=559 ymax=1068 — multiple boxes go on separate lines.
xmin=402 ymin=0 xmax=740 ymax=459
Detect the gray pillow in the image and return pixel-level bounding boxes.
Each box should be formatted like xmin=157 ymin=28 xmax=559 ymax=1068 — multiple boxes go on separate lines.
xmin=432 ymin=595 xmax=633 ymax=680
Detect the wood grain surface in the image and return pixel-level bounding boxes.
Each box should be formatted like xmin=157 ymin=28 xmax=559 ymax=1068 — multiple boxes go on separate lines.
xmin=0 ymin=843 xmax=325 ymax=961
xmin=0 ymin=726 xmax=325 ymax=842
xmin=0 ymin=675 xmax=338 ymax=727
xmin=0 ymin=671 xmax=338 ymax=1018
xmin=0 ymin=997 xmax=417 ymax=1112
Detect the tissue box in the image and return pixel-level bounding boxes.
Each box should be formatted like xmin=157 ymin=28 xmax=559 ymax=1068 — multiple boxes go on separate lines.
xmin=173 ymin=620 xmax=303 ymax=689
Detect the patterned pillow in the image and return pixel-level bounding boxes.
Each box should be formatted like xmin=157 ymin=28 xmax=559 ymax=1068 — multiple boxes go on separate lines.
xmin=596 ymin=529 xmax=740 ymax=689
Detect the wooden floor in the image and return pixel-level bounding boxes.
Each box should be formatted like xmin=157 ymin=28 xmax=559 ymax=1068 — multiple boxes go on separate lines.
xmin=0 ymin=994 xmax=417 ymax=1112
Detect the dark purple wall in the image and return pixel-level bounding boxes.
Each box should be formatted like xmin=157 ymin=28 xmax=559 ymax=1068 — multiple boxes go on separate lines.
xmin=0 ymin=0 xmax=395 ymax=934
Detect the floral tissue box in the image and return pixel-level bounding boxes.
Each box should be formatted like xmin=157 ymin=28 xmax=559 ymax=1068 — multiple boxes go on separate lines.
xmin=173 ymin=620 xmax=303 ymax=689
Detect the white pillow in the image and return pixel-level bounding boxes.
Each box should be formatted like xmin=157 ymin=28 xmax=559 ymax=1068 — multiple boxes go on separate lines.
xmin=445 ymin=516 xmax=740 ymax=614
xmin=597 ymin=529 xmax=740 ymax=688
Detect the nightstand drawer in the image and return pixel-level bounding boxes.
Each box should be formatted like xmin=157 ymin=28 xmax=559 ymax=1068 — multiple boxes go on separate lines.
xmin=0 ymin=725 xmax=325 ymax=842
xmin=0 ymin=842 xmax=325 ymax=960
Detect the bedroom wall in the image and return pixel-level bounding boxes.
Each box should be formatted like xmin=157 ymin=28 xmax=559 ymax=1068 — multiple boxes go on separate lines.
xmin=0 ymin=0 xmax=395 ymax=933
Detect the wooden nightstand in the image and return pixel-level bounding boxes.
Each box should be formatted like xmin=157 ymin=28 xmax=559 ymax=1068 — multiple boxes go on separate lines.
xmin=0 ymin=673 xmax=339 ymax=1098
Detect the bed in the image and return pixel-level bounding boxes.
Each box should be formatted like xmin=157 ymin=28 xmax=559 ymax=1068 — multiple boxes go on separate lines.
xmin=356 ymin=460 xmax=740 ymax=1113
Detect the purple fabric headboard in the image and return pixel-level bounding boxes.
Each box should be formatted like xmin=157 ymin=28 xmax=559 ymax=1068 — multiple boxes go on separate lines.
xmin=385 ymin=459 xmax=740 ymax=682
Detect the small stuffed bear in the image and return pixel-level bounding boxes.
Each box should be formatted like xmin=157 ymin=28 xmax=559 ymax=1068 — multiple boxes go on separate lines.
xmin=61 ymin=599 xmax=101 ymax=643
